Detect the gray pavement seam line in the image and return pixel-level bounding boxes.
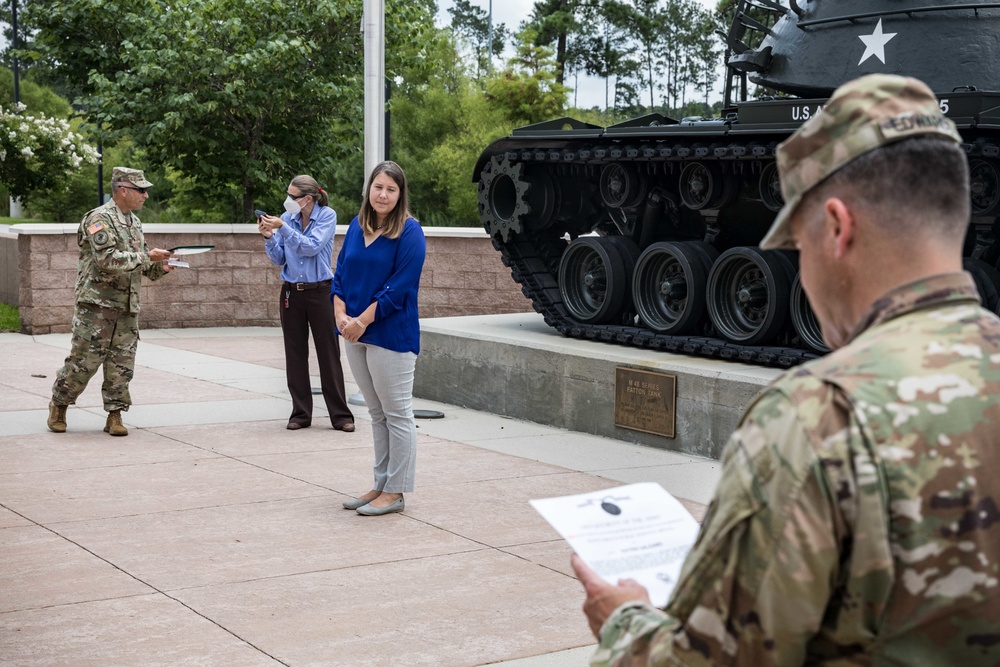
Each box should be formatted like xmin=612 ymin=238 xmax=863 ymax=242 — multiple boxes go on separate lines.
xmin=34 ymin=494 xmax=334 ymax=527
xmin=157 ymin=546 xmax=494 ymax=595
xmin=0 ymin=455 xmax=228 ymax=476
xmin=129 ymin=428 xmax=367 ymax=496
xmin=0 ymin=501 xmax=293 ymax=667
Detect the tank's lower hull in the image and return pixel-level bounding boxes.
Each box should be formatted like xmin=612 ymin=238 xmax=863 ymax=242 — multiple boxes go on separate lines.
xmin=476 ymin=100 xmax=1000 ymax=368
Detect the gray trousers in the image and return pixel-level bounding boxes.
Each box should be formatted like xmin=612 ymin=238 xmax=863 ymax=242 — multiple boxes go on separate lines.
xmin=345 ymin=341 xmax=417 ymax=493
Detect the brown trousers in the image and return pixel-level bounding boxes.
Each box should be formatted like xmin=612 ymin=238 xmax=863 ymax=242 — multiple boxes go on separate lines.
xmin=278 ymin=283 xmax=353 ymax=428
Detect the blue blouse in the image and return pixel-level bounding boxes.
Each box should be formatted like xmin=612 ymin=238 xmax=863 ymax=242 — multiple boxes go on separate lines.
xmin=332 ymin=217 xmax=426 ymax=354
xmin=264 ymin=205 xmax=337 ymax=284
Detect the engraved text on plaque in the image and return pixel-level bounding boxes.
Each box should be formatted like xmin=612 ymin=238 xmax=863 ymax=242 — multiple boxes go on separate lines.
xmin=614 ymin=367 xmax=677 ymax=438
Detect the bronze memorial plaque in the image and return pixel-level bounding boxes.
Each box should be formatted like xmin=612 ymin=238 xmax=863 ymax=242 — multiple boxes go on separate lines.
xmin=614 ymin=367 xmax=677 ymax=438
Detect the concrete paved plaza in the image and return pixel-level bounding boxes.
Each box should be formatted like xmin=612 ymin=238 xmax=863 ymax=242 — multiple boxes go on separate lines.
xmin=0 ymin=326 xmax=720 ymax=666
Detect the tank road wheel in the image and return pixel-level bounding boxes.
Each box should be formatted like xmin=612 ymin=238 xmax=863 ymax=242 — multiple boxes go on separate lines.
xmin=558 ymin=237 xmax=628 ymax=324
xmin=604 ymin=236 xmax=641 ymax=312
xmin=964 ymin=257 xmax=1000 ymax=312
xmin=969 ymin=160 xmax=1000 ymax=216
xmin=600 ymin=163 xmax=646 ymax=209
xmin=790 ymin=273 xmax=829 ymax=353
xmin=633 ymin=242 xmax=712 ymax=334
xmin=477 ymin=154 xmax=555 ymax=241
xmin=678 ymin=162 xmax=735 ymax=210
xmin=707 ymin=247 xmax=792 ymax=344
xmin=759 ymin=162 xmax=784 ymax=212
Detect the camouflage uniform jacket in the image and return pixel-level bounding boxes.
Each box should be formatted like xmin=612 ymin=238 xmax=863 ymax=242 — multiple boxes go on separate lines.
xmin=75 ymin=199 xmax=167 ymax=314
xmin=593 ymin=272 xmax=1000 ymax=666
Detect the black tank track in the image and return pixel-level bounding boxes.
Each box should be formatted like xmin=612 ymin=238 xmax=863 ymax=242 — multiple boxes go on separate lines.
xmin=486 ymin=133 xmax=1000 ymax=369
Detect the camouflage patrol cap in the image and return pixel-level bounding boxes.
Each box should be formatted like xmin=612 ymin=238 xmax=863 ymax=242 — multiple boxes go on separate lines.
xmin=760 ymin=74 xmax=962 ymax=250
xmin=111 ymin=166 xmax=154 ymax=188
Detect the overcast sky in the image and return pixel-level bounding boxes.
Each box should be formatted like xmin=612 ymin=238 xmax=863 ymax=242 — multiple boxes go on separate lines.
xmin=434 ymin=0 xmax=722 ymax=110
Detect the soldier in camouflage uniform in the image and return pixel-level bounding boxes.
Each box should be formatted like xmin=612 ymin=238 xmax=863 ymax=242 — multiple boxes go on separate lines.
xmin=47 ymin=167 xmax=174 ymax=436
xmin=573 ymin=74 xmax=1000 ymax=664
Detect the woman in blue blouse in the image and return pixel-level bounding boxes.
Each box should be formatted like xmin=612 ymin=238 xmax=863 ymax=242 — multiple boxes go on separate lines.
xmin=259 ymin=175 xmax=354 ymax=432
xmin=333 ymin=161 xmax=426 ymax=516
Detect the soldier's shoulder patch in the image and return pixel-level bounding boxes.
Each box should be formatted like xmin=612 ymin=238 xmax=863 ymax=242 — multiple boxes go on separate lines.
xmin=93 ymin=231 xmax=109 ymax=246
xmin=87 ymin=220 xmax=105 ymax=235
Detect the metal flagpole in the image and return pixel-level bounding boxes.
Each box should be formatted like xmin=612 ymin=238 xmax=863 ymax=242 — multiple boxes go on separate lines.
xmin=9 ymin=0 xmax=22 ymax=217
xmin=354 ymin=0 xmax=386 ymax=407
xmin=363 ymin=0 xmax=386 ymax=182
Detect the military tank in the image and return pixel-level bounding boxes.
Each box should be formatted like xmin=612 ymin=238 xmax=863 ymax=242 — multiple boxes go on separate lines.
xmin=474 ymin=0 xmax=1000 ymax=367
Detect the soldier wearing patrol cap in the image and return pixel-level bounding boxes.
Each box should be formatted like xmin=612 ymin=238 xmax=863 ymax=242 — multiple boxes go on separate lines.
xmin=573 ymin=74 xmax=1000 ymax=665
xmin=47 ymin=167 xmax=175 ymax=436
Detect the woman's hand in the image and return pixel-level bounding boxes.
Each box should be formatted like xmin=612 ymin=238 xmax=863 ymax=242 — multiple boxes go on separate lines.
xmin=259 ymin=214 xmax=283 ymax=238
xmin=340 ymin=317 xmax=367 ymax=343
xmin=257 ymin=216 xmax=273 ymax=238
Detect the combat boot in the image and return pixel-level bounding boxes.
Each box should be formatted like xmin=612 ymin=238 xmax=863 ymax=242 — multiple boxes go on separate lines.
xmin=47 ymin=401 xmax=67 ymax=433
xmin=104 ymin=410 xmax=128 ymax=436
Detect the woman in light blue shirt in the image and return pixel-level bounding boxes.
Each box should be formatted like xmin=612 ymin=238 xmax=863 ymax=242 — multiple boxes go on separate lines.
xmin=259 ymin=175 xmax=354 ymax=432
xmin=333 ymin=161 xmax=426 ymax=516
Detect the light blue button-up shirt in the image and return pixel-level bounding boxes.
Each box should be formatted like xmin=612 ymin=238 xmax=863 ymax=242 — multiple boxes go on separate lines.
xmin=264 ymin=205 xmax=337 ymax=284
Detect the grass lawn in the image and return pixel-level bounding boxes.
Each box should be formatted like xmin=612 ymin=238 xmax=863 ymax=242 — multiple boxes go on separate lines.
xmin=0 ymin=303 xmax=19 ymax=332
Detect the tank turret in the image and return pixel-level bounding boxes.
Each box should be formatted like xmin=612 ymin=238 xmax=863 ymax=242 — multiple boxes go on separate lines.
xmin=728 ymin=0 xmax=1000 ymax=98
xmin=474 ymin=0 xmax=1000 ymax=367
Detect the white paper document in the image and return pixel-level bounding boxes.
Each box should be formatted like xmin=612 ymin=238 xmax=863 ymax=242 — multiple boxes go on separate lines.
xmin=531 ymin=482 xmax=700 ymax=607
xmin=167 ymin=258 xmax=190 ymax=268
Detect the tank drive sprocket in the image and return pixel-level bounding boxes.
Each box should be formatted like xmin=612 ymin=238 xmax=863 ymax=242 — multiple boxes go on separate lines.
xmin=478 ymin=154 xmax=532 ymax=242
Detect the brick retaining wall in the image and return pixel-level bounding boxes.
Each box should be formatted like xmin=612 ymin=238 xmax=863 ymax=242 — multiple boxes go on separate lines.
xmin=5 ymin=224 xmax=533 ymax=334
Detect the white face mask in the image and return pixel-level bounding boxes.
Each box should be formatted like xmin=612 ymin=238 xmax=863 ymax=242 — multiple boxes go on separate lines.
xmin=283 ymin=196 xmax=302 ymax=215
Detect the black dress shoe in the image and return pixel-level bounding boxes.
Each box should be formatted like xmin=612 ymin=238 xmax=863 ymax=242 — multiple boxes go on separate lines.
xmin=287 ymin=422 xmax=306 ymax=430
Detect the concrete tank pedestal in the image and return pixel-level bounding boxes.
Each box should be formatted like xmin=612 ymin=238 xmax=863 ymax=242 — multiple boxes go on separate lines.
xmin=415 ymin=312 xmax=785 ymax=461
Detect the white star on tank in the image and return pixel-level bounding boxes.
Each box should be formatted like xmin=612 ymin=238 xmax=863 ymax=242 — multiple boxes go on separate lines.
xmin=858 ymin=18 xmax=897 ymax=66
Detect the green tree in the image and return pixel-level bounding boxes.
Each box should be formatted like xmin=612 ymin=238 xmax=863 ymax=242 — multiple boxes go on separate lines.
xmin=23 ymin=0 xmax=361 ymax=223
xmin=423 ymin=85 xmax=510 ymax=224
xmin=448 ymin=0 xmax=509 ymax=83
xmin=620 ymin=0 xmax=667 ymax=112
xmin=0 ymin=68 xmax=72 ymax=118
xmin=528 ymin=0 xmax=583 ymax=87
xmin=657 ymin=0 xmax=695 ymax=110
xmin=390 ymin=31 xmax=470 ymax=224
xmin=689 ymin=10 xmax=722 ymax=112
xmin=576 ymin=1 xmax=640 ymax=111
xmin=485 ymin=28 xmax=569 ymax=127
xmin=21 ymin=0 xmax=449 ymax=224
xmin=0 ymin=102 xmax=100 ymax=205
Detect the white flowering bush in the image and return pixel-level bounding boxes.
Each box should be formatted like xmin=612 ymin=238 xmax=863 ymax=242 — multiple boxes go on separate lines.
xmin=0 ymin=103 xmax=101 ymax=204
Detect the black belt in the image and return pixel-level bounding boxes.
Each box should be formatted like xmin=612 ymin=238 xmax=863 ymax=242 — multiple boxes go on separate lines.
xmin=284 ymin=280 xmax=331 ymax=291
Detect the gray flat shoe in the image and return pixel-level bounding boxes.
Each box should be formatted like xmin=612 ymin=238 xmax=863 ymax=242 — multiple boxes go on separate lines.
xmin=342 ymin=497 xmax=372 ymax=510
xmin=356 ymin=497 xmax=404 ymax=516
